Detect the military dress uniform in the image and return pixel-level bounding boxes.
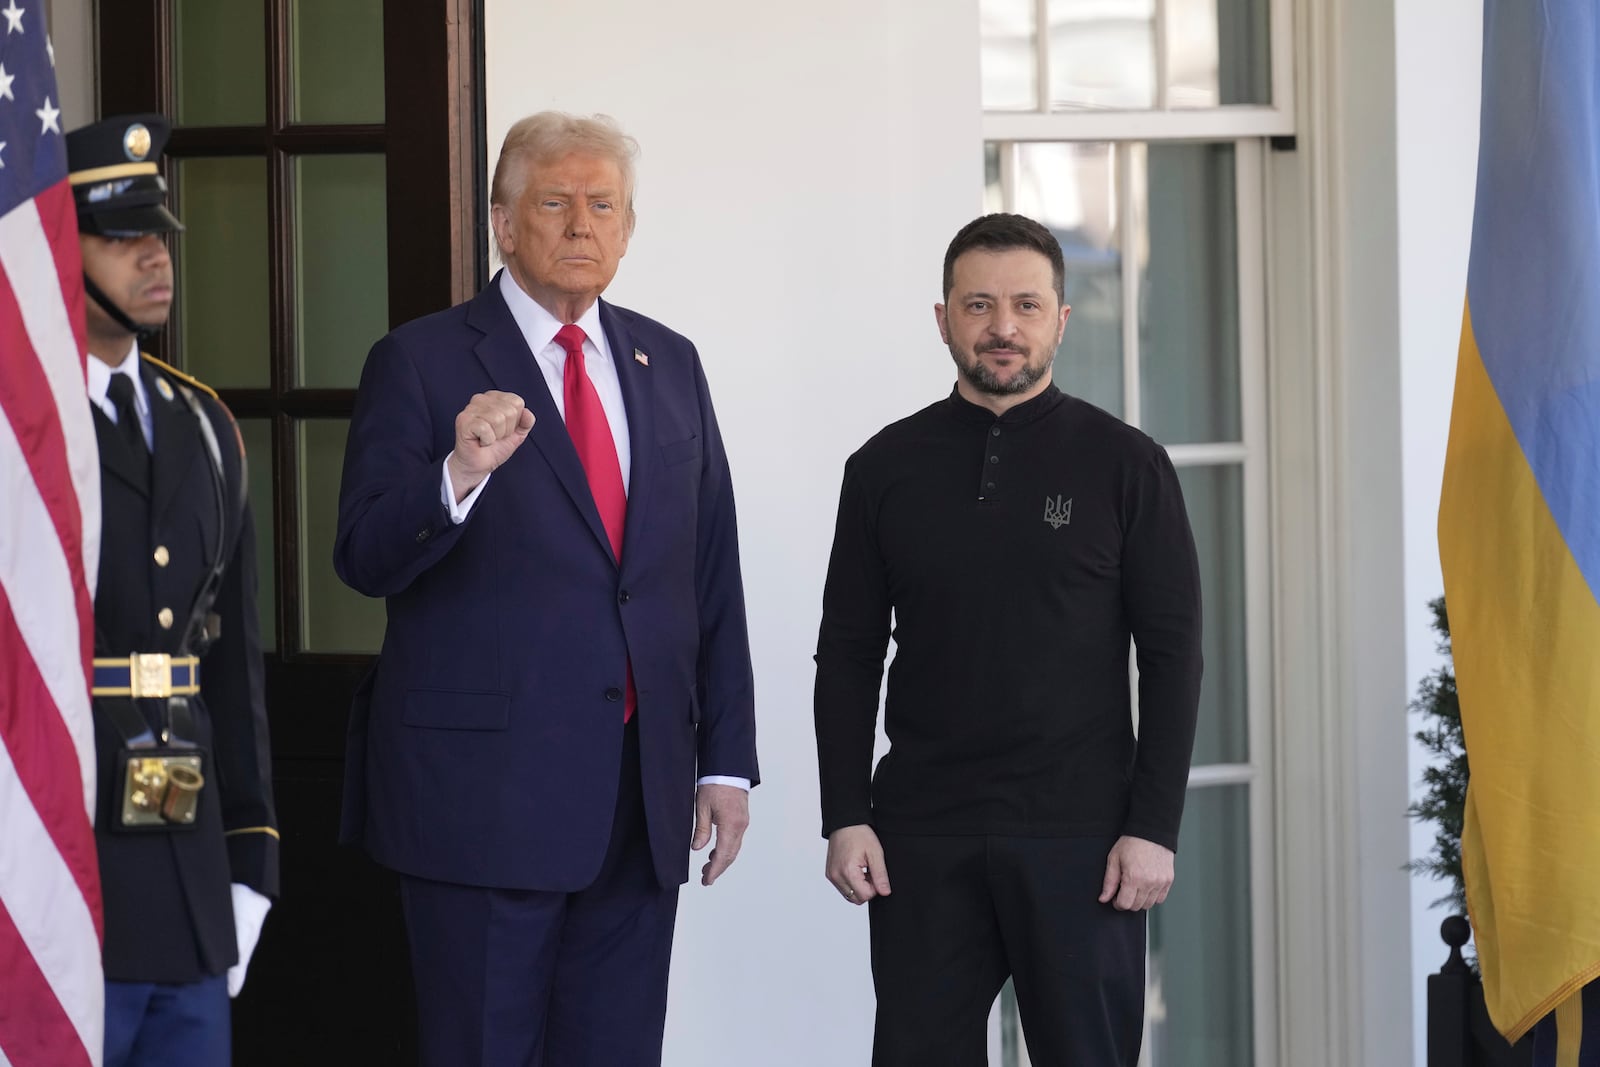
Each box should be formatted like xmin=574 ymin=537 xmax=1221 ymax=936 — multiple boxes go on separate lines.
xmin=90 ymin=353 xmax=278 ymax=982
xmin=69 ymin=113 xmax=279 ymax=1066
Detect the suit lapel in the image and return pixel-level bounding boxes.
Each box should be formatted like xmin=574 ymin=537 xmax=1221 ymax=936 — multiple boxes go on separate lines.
xmin=466 ymin=278 xmax=615 ymax=562
xmin=92 ymin=403 xmax=148 ymax=498
xmin=145 ymin=362 xmax=202 ymax=530
xmin=600 ymin=301 xmax=654 ymax=570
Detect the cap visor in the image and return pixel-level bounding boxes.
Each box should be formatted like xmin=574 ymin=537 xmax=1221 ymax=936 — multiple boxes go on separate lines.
xmin=80 ymin=203 xmax=184 ymax=237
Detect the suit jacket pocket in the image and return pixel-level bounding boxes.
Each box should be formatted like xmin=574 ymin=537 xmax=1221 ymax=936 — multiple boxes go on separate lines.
xmin=403 ymin=688 xmax=510 ymax=731
xmin=660 ymin=435 xmax=701 ymax=467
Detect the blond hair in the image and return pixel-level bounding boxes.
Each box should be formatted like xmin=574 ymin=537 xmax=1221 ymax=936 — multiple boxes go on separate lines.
xmin=491 ymin=111 xmax=639 ymax=222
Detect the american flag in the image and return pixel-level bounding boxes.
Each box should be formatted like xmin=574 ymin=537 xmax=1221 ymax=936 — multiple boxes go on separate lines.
xmin=0 ymin=3 xmax=106 ymax=1065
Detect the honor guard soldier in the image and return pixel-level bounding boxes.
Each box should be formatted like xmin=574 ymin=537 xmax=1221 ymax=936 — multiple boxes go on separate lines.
xmin=67 ymin=114 xmax=279 ymax=1067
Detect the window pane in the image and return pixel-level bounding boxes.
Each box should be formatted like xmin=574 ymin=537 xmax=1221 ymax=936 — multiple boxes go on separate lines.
xmin=237 ymin=419 xmax=276 ymax=653
xmin=175 ymin=158 xmax=270 ymax=388
xmin=291 ymin=0 xmax=385 ymax=124
xmin=298 ymin=420 xmax=385 ymax=653
xmin=1139 ymin=143 xmax=1240 ymax=444
xmin=1168 ymin=0 xmax=1272 ymax=107
xmin=1149 ymin=784 xmax=1253 ymax=1066
xmin=294 ymin=155 xmax=389 ymax=388
xmin=174 ymin=0 xmax=266 ymax=127
xmin=1174 ymin=464 xmax=1247 ymax=765
xmin=982 ymin=0 xmax=1038 ymax=111
xmin=1013 ymin=142 xmax=1123 ymax=417
xmin=1048 ymin=0 xmax=1156 ymax=110
xmin=984 ymin=143 xmax=1005 ymax=216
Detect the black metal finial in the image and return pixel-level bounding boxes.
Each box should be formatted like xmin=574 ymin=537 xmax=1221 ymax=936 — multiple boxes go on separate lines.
xmin=1440 ymin=915 xmax=1471 ymax=974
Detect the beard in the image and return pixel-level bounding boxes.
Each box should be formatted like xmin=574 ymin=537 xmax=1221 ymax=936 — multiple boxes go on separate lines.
xmin=950 ymin=339 xmax=1054 ymax=396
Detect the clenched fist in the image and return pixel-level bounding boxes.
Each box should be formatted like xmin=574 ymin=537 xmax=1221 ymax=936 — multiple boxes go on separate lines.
xmin=446 ymin=390 xmax=535 ymax=501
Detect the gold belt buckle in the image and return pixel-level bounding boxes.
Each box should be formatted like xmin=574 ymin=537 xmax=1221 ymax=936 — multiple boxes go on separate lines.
xmin=129 ymin=653 xmax=173 ymax=699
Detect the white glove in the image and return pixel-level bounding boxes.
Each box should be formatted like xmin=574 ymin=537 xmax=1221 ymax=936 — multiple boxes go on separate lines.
xmin=227 ymin=883 xmax=272 ymax=998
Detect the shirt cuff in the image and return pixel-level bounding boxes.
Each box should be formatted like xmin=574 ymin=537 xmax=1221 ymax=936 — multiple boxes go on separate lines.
xmin=442 ymin=455 xmax=489 ymax=524
xmin=697 ymin=775 xmax=751 ymax=791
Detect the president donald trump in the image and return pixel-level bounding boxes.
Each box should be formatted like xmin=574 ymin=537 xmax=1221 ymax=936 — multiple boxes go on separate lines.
xmin=335 ymin=111 xmax=759 ymax=1066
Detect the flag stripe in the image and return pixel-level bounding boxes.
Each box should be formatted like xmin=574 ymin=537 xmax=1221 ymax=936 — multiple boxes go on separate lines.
xmin=0 ymin=369 xmax=97 ymax=821
xmin=1444 ymin=306 xmax=1600 ymax=1040
xmin=0 ymin=211 xmax=93 ymax=622
xmin=0 ymin=725 xmax=103 ymax=1063
xmin=0 ymin=583 xmax=102 ymax=935
xmin=0 ymin=186 xmax=100 ymax=600
xmin=30 ymin=182 xmax=97 ymax=597
xmin=0 ymin=897 xmax=93 ymax=1067
xmin=1463 ymin=3 xmax=1600 ymax=597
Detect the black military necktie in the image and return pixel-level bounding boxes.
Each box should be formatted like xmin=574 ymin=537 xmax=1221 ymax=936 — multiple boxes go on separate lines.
xmin=106 ymin=373 xmax=150 ymax=472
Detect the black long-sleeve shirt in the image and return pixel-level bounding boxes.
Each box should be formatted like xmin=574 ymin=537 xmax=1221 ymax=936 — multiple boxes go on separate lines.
xmin=814 ymin=385 xmax=1203 ymax=851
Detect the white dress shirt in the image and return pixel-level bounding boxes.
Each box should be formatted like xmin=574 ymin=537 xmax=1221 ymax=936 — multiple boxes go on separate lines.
xmin=87 ymin=342 xmax=153 ymax=450
xmin=439 ymin=272 xmax=749 ymax=792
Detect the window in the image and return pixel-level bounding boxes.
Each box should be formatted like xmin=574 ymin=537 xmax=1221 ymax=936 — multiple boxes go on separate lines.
xmin=981 ymin=2 xmax=1283 ymax=1063
xmin=982 ymin=0 xmax=1293 ymax=139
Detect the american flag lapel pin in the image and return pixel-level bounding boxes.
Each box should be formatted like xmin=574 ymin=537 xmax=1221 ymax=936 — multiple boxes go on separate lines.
xmin=633 ymin=349 xmax=650 ymax=367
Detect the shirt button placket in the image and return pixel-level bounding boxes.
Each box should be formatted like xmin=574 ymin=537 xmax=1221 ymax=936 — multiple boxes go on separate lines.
xmin=979 ymin=424 xmax=1004 ymax=500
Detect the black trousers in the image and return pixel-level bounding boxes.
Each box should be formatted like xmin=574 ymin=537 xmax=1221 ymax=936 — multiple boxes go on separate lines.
xmin=869 ymin=832 xmax=1145 ymax=1067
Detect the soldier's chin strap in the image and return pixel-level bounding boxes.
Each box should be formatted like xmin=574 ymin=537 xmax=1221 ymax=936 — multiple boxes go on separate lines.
xmin=83 ymin=272 xmax=163 ymax=340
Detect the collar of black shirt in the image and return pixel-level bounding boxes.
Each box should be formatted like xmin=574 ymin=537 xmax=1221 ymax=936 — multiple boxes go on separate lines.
xmin=943 ymin=383 xmax=1067 ymax=426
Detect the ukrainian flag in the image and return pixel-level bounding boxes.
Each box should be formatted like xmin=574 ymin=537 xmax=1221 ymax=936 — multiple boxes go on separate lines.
xmin=1438 ymin=0 xmax=1600 ymax=1048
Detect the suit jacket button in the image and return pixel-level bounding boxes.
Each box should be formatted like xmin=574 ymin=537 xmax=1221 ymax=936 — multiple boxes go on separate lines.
xmin=604 ymin=687 xmax=623 ymax=702
xmin=618 ymin=589 xmax=630 ymax=604
xmin=415 ymin=528 xmax=431 ymax=544
xmin=157 ymin=607 xmax=174 ymax=630
xmin=153 ymin=545 xmax=170 ymax=567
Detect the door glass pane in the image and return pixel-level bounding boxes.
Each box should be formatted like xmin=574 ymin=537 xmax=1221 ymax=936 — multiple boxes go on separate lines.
xmin=982 ymin=0 xmax=1038 ymax=111
xmin=1013 ymin=142 xmax=1123 ymax=417
xmin=1149 ymin=784 xmax=1253 ymax=1066
xmin=1140 ymin=143 xmax=1240 ymax=444
xmin=1174 ymin=464 xmax=1247 ymax=766
xmin=298 ymin=420 xmax=385 ymax=653
xmin=237 ymin=419 xmax=276 ymax=653
xmin=294 ymin=155 xmax=389 ymax=388
xmin=1048 ymin=0 xmax=1156 ymax=110
xmin=1169 ymin=0 xmax=1272 ymax=107
xmin=175 ymin=158 xmax=270 ymax=388
xmin=290 ymin=0 xmax=385 ymax=124
xmin=174 ymin=0 xmax=266 ymax=127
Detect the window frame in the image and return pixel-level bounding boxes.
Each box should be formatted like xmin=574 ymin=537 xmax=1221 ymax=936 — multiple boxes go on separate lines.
xmin=983 ymin=0 xmax=1296 ymax=140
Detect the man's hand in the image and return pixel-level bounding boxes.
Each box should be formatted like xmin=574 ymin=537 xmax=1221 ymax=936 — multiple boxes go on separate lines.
xmin=1098 ymin=835 xmax=1175 ymax=911
xmin=692 ymin=784 xmax=750 ymax=886
xmin=447 ymin=391 xmax=535 ymax=501
xmin=825 ymin=824 xmax=890 ymax=906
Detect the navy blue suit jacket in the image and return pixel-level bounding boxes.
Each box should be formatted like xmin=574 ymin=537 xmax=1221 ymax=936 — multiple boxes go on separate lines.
xmin=335 ymin=274 xmax=758 ymax=890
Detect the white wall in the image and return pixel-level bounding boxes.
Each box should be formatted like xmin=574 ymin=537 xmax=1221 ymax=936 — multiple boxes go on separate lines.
xmin=1394 ymin=2 xmax=1483 ymax=1065
xmin=485 ymin=3 xmax=980 ymax=1062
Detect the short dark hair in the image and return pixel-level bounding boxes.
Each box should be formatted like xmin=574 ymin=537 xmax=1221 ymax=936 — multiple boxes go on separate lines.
xmin=942 ymin=213 xmax=1066 ymax=304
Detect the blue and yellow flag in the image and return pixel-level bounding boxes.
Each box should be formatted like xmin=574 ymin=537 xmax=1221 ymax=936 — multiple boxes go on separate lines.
xmin=1439 ymin=0 xmax=1600 ymax=1046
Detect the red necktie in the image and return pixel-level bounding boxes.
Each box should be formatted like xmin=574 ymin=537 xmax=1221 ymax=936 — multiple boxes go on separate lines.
xmin=555 ymin=324 xmax=636 ymax=721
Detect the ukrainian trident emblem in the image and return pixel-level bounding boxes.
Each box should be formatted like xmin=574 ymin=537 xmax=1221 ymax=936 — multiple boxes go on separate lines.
xmin=1043 ymin=495 xmax=1072 ymax=529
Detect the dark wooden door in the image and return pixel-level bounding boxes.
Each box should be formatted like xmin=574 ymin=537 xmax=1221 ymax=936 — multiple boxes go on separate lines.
xmin=97 ymin=3 xmax=484 ymax=1061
